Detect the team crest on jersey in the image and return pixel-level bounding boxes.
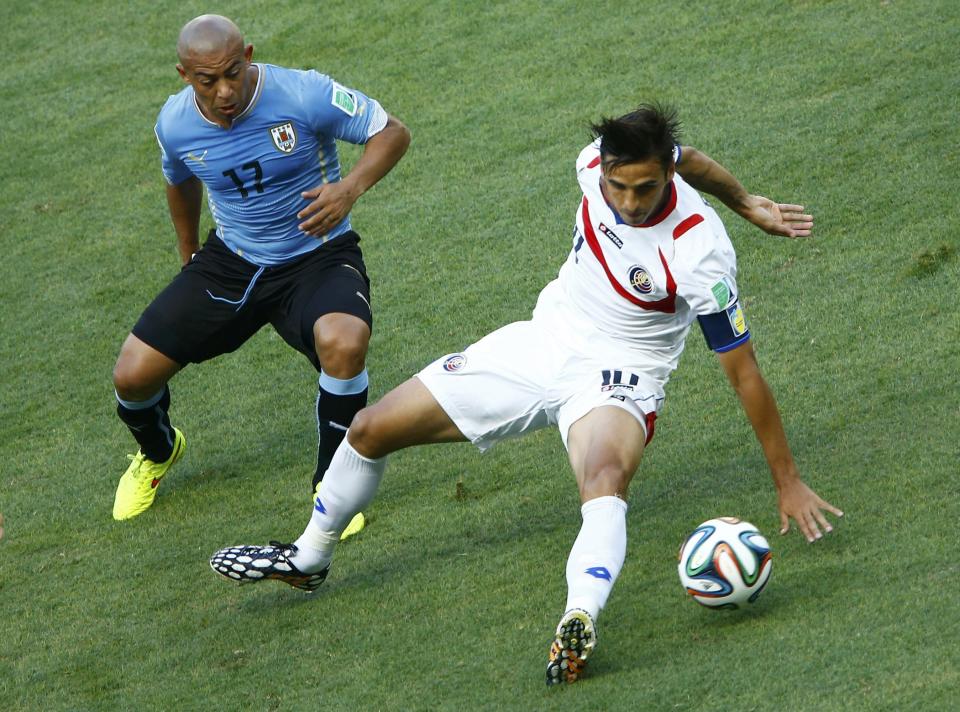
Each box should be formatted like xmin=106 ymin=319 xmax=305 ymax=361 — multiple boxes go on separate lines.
xmin=628 ymin=265 xmax=654 ymax=294
xmin=443 ymin=354 xmax=467 ymax=372
xmin=269 ymin=122 xmax=297 ymax=153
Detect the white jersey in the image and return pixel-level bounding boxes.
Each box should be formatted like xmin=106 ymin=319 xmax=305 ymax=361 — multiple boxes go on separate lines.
xmin=533 ymin=140 xmax=744 ymax=385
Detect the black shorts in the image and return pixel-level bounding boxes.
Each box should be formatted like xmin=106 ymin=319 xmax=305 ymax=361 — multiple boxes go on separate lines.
xmin=132 ymin=230 xmax=372 ymax=370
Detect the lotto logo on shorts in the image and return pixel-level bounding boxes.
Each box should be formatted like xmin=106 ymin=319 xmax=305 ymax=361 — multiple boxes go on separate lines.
xmin=443 ymin=354 xmax=467 ymax=372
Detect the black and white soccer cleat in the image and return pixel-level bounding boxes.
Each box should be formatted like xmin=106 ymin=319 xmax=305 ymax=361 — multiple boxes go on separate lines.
xmin=209 ymin=541 xmax=329 ymax=592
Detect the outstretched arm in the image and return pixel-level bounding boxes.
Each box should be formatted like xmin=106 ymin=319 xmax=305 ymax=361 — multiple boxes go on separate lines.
xmin=716 ymin=340 xmax=843 ymax=541
xmin=676 ymin=146 xmax=813 ymax=238
xmin=298 ymin=115 xmax=411 ymax=236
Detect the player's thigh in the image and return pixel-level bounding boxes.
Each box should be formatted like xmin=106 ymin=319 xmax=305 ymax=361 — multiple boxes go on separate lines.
xmin=557 ymin=365 xmax=663 ymax=451
xmin=132 ymin=247 xmax=269 ymax=366
xmin=274 ymin=267 xmax=372 ymax=371
xmin=566 ymin=405 xmax=647 ymax=501
xmin=349 ymin=376 xmax=467 ymax=458
xmin=416 ymin=320 xmax=555 ymax=451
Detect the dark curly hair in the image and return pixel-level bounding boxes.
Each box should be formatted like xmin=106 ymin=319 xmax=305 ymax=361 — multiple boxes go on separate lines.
xmin=591 ymin=103 xmax=681 ymax=172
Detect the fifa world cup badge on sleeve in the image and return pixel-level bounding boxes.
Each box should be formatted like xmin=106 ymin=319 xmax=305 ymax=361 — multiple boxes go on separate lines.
xmin=711 ymin=278 xmax=735 ymax=309
xmin=331 ymin=83 xmax=358 ymax=117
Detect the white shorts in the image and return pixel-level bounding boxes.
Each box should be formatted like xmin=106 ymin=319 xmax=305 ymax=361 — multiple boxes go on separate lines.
xmin=417 ymin=316 xmax=667 ymax=452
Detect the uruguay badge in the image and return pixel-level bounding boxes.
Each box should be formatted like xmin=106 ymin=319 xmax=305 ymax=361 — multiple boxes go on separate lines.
xmin=269 ymin=122 xmax=297 ymax=153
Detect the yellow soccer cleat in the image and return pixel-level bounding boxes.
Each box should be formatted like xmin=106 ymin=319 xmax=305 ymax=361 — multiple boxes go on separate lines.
xmin=339 ymin=512 xmax=366 ymax=541
xmin=113 ymin=428 xmax=186 ymax=521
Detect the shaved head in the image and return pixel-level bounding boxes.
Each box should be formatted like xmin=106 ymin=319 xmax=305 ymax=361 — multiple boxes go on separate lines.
xmin=174 ymin=14 xmax=256 ymax=127
xmin=177 ymin=14 xmax=244 ymax=65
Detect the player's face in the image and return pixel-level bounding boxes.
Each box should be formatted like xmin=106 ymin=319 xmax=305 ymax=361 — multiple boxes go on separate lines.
xmin=601 ymin=158 xmax=675 ymax=226
xmin=178 ymin=42 xmax=255 ymax=126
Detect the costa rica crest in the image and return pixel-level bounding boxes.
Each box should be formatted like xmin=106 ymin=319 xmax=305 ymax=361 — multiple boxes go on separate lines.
xmin=443 ymin=354 xmax=467 ymax=372
xmin=628 ymin=265 xmax=654 ymax=294
xmin=269 ymin=122 xmax=297 ymax=153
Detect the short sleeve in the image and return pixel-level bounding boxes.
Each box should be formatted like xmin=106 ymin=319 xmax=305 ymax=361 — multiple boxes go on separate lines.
xmin=155 ymin=124 xmax=192 ymax=185
xmin=674 ymin=222 xmax=740 ymax=318
xmin=673 ymin=215 xmax=750 ymax=352
xmin=300 ymin=70 xmax=388 ymax=144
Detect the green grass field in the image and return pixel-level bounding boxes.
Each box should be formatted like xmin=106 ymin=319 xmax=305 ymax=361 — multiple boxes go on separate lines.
xmin=2 ymin=0 xmax=958 ymax=709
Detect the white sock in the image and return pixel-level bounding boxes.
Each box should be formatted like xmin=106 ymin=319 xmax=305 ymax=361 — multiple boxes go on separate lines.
xmin=564 ymin=496 xmax=628 ymax=621
xmin=289 ymin=439 xmax=387 ymax=572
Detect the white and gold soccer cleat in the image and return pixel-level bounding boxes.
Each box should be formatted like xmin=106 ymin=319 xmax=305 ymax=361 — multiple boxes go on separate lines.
xmin=546 ymin=608 xmax=597 ymax=685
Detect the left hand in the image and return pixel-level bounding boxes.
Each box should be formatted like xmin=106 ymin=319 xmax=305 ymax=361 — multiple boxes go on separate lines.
xmin=738 ymin=195 xmax=814 ymax=238
xmin=297 ymin=181 xmax=359 ymax=237
xmin=777 ymin=478 xmax=843 ymax=542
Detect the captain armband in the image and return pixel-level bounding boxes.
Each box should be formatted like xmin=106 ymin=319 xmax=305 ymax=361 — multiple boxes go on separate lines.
xmin=697 ymin=300 xmax=751 ymax=352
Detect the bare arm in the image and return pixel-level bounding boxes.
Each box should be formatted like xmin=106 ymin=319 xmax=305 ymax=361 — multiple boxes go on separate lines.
xmin=676 ymin=146 xmax=813 ymax=238
xmin=298 ymin=114 xmax=411 ymax=236
xmin=165 ymin=176 xmax=203 ymax=265
xmin=716 ymin=340 xmax=843 ymax=541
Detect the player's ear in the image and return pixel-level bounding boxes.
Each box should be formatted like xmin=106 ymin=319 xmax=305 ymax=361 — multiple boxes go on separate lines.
xmin=176 ymin=63 xmax=189 ymax=82
xmin=244 ymin=44 xmax=254 ymax=62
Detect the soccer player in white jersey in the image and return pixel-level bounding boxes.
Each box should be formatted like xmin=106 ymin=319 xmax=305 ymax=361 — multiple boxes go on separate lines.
xmin=209 ymin=105 xmax=842 ymax=684
xmin=110 ymin=16 xmax=410 ymax=534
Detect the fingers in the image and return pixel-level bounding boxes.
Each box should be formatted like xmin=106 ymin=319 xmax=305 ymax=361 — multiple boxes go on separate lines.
xmin=778 ymin=205 xmax=814 ymax=234
xmin=779 ymin=510 xmax=789 ymax=535
xmin=297 ymin=196 xmax=343 ymax=235
xmin=299 ymin=209 xmax=340 ymax=236
xmin=812 ymin=507 xmax=833 ymax=536
xmin=795 ymin=509 xmax=819 ymax=543
xmin=791 ymin=504 xmax=842 ymax=543
xmin=823 ymin=501 xmax=844 ymax=518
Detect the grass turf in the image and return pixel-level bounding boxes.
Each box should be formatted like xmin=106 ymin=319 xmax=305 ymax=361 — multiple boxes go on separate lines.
xmin=1 ymin=0 xmax=958 ymax=709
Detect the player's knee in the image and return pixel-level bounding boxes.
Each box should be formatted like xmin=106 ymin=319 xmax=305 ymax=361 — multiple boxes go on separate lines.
xmin=112 ymin=346 xmax=169 ymax=401
xmin=346 ymin=405 xmax=390 ymax=459
xmin=314 ymin=327 xmax=369 ymax=377
xmin=579 ymin=464 xmax=632 ymax=501
xmin=113 ymin=356 xmax=151 ymax=400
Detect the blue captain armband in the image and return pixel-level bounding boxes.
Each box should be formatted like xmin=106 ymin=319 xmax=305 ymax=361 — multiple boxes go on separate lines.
xmin=698 ymin=300 xmax=751 ymax=352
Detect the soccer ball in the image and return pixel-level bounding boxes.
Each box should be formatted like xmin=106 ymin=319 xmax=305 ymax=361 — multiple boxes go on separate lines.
xmin=677 ymin=517 xmax=772 ymax=609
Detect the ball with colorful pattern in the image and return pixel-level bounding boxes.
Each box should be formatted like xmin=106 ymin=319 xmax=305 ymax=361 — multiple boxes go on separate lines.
xmin=677 ymin=517 xmax=772 ymax=609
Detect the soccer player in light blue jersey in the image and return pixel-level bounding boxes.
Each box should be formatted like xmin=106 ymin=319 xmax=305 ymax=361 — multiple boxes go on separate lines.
xmin=111 ymin=15 xmax=410 ymax=529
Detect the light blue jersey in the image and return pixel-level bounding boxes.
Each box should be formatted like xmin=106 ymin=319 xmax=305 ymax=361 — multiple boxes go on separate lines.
xmin=154 ymin=64 xmax=388 ymax=266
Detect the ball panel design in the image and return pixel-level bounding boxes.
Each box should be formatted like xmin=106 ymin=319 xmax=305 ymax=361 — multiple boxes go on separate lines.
xmin=677 ymin=517 xmax=772 ymax=609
